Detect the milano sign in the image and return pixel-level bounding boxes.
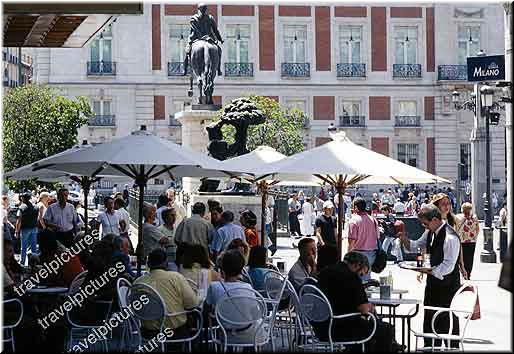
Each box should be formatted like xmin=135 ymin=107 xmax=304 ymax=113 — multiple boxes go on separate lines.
xmin=467 ymin=55 xmax=505 ymax=82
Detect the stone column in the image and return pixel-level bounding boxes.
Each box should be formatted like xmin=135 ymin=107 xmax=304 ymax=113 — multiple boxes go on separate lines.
xmin=175 ymin=108 xmax=218 ymax=193
xmin=503 ymin=3 xmax=512 ymax=242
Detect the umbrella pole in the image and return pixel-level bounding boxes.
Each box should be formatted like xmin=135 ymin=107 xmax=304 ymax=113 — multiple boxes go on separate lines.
xmin=136 ymin=180 xmax=145 ymax=277
xmin=259 ymin=181 xmax=268 ymax=247
xmin=335 ymin=178 xmax=346 ymax=259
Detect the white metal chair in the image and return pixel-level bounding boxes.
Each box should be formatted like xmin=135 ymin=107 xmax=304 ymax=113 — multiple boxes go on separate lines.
xmin=213 ymin=287 xmax=270 ymax=352
xmin=2 ymin=298 xmax=24 ymax=352
xmin=116 ymin=277 xmax=140 ymax=351
xmin=412 ymin=282 xmax=479 ymax=352
xmin=263 ymin=270 xmax=293 ymax=349
xmin=65 ymin=271 xmax=113 ymax=352
xmin=127 ymin=282 xmax=203 ymax=352
xmin=299 ymin=284 xmax=377 ymax=352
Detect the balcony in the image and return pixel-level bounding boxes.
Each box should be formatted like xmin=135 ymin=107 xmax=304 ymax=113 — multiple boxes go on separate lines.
xmin=169 ymin=116 xmax=182 ymax=127
xmin=88 ymin=115 xmax=116 ymax=127
xmin=393 ymin=64 xmax=422 ymax=78
xmin=87 ymin=61 xmax=116 ymax=76
xmin=395 ymin=115 xmax=421 ymax=127
xmin=281 ymin=63 xmax=310 ymax=78
xmin=437 ymin=65 xmax=467 ymax=81
xmin=168 ymin=62 xmax=190 ymax=76
xmin=224 ymin=62 xmax=253 ymax=77
xmin=339 ymin=115 xmax=366 ymax=127
xmin=337 ymin=63 xmax=366 ymax=78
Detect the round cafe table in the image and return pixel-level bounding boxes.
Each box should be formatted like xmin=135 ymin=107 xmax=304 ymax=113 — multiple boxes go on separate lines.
xmin=26 ymin=286 xmax=69 ymax=294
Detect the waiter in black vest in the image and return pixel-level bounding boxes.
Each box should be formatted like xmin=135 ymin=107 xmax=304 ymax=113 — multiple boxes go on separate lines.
xmin=399 ymin=204 xmax=461 ymax=349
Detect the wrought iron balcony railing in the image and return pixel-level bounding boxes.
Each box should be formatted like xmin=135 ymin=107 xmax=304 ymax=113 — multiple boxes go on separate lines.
xmin=339 ymin=115 xmax=366 ymax=127
xmin=168 ymin=62 xmax=191 ymax=76
xmin=393 ymin=64 xmax=422 ymax=78
xmin=437 ymin=65 xmax=467 ymax=81
xmin=281 ymin=63 xmax=310 ymax=78
xmin=169 ymin=116 xmax=182 ymax=127
xmin=88 ymin=115 xmax=116 ymax=127
xmin=87 ymin=61 xmax=116 ymax=75
xmin=224 ymin=62 xmax=253 ymax=77
xmin=395 ymin=115 xmax=421 ymax=127
xmin=337 ymin=63 xmax=366 ymax=78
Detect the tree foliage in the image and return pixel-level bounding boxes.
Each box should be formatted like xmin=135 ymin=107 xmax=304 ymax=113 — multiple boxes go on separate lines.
xmin=217 ymin=95 xmax=306 ymax=156
xmin=2 ymin=85 xmax=93 ymax=190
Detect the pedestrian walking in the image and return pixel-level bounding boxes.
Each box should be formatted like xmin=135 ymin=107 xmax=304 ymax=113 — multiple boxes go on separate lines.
xmin=15 ymin=192 xmax=39 ymax=265
xmin=315 ymin=200 xmax=337 ymax=248
xmin=302 ymin=197 xmax=315 ymax=236
xmin=455 ymin=202 xmax=480 ymax=278
xmin=288 ymin=193 xmax=302 ymax=236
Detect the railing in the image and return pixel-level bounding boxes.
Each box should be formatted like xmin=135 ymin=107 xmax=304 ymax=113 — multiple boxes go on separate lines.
xmin=281 ymin=63 xmax=310 ymax=78
xmin=87 ymin=61 xmax=116 ymax=75
xmin=168 ymin=62 xmax=191 ymax=76
xmin=437 ymin=65 xmax=467 ymax=81
xmin=169 ymin=116 xmax=182 ymax=126
xmin=395 ymin=115 xmax=421 ymax=127
xmin=224 ymin=62 xmax=253 ymax=77
xmin=339 ymin=115 xmax=366 ymax=127
xmin=88 ymin=115 xmax=116 ymax=127
xmin=337 ymin=63 xmax=366 ymax=78
xmin=393 ymin=64 xmax=422 ymax=78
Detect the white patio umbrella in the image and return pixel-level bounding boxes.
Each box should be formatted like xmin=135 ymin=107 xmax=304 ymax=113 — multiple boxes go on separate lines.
xmin=33 ymin=126 xmax=238 ymax=274
xmin=256 ymin=131 xmax=450 ymax=252
xmin=221 ymin=146 xmax=320 ymax=245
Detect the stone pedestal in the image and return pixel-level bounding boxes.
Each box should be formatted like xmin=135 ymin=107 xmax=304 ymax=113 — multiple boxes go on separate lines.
xmin=176 ymin=109 xmax=218 ymax=193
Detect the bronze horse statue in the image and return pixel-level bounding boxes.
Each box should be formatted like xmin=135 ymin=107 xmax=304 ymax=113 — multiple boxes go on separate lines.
xmin=188 ymin=36 xmax=220 ymax=105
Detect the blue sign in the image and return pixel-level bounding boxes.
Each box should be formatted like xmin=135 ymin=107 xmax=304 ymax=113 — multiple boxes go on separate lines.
xmin=467 ymin=55 xmax=505 ymax=82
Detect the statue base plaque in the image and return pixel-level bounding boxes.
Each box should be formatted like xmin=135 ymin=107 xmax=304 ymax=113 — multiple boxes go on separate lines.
xmin=192 ymin=104 xmax=222 ymax=111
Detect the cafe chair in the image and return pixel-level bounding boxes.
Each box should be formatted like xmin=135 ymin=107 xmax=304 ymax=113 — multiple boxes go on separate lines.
xmin=412 ymin=282 xmax=479 ymax=352
xmin=299 ymin=284 xmax=377 ymax=352
xmin=213 ymin=288 xmax=270 ymax=352
xmin=263 ymin=270 xmax=293 ymax=348
xmin=66 ymin=271 xmax=113 ymax=352
xmin=2 ymin=298 xmax=24 ymax=352
xmin=127 ymin=282 xmax=203 ymax=352
xmin=241 ymin=267 xmax=254 ymax=287
xmin=116 ymin=278 xmax=139 ymax=351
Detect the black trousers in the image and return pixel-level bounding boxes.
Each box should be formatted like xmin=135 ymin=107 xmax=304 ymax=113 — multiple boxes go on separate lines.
xmin=423 ymin=279 xmax=460 ymax=349
xmin=289 ymin=212 xmax=302 ymax=236
xmin=55 ymin=230 xmax=75 ymax=248
xmin=461 ymin=242 xmax=476 ymax=277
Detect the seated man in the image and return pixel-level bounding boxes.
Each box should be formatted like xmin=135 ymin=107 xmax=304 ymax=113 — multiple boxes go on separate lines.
xmin=288 ymin=237 xmax=317 ymax=292
xmin=112 ymin=236 xmax=136 ymax=278
xmin=211 ymin=211 xmax=245 ymax=261
xmin=316 ymin=251 xmax=401 ymax=352
xmin=206 ymin=249 xmax=266 ymax=344
xmin=142 ymin=203 xmax=169 ymax=261
xmin=135 ymin=248 xmax=200 ymax=339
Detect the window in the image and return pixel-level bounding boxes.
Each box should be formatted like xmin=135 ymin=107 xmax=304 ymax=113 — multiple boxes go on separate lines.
xmin=93 ymin=100 xmax=112 ymax=116
xmin=398 ymin=101 xmax=417 ymax=116
xmin=459 ymin=143 xmax=471 ymax=181
xmin=341 ymin=100 xmax=361 ymax=117
xmin=339 ymin=25 xmax=362 ymax=63
xmin=90 ymin=26 xmax=112 ymax=63
xmin=394 ymin=27 xmax=417 ymax=64
xmin=284 ymin=25 xmax=307 ymax=63
xmin=154 ymin=178 xmax=164 ymax=185
xmin=457 ymin=25 xmax=480 ymax=64
xmin=226 ymin=24 xmax=250 ymax=63
xmin=284 ymin=98 xmax=307 ymax=113
xmin=169 ymin=24 xmax=189 ymax=63
xmin=397 ymin=144 xmax=418 ymax=167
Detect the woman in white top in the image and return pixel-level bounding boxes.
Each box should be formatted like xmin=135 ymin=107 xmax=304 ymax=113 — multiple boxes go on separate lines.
xmin=37 ymin=192 xmax=50 ymax=229
xmin=301 ymin=197 xmax=315 ymax=236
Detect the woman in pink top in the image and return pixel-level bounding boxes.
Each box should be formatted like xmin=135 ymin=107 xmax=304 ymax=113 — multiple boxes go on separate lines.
xmin=348 ymin=197 xmax=380 ymax=281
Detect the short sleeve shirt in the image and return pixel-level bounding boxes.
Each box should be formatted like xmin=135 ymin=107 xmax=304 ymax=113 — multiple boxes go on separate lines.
xmin=315 ymin=214 xmax=337 ymax=246
xmin=97 ymin=211 xmax=121 ymax=237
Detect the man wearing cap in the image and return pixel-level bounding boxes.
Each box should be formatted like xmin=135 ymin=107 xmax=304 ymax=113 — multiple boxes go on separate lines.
xmin=315 ymin=201 xmax=338 ymax=248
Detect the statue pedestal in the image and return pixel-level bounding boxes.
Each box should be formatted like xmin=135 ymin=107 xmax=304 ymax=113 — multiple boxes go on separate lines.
xmin=176 ymin=109 xmax=218 ymax=193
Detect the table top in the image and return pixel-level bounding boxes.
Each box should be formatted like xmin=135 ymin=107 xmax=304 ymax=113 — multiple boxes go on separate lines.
xmin=26 ymin=286 xmax=69 ymax=294
xmin=369 ymin=298 xmax=421 ymax=305
xmin=366 ymin=287 xmax=409 ymax=295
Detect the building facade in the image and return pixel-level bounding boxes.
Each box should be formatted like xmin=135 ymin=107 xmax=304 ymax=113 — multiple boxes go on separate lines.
xmin=2 ymin=47 xmax=33 ymax=93
xmin=32 ymin=3 xmax=506 ymax=199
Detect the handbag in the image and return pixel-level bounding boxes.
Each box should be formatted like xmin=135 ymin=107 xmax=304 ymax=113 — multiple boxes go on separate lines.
xmin=463 ymin=285 xmax=481 ymax=320
xmin=371 ymin=218 xmax=387 ymax=273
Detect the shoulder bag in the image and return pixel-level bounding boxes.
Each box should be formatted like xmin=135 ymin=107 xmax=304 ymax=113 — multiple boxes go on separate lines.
xmin=371 ymin=218 xmax=387 ymax=273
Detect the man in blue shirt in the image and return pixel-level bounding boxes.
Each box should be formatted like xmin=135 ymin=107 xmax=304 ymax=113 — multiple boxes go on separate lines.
xmin=210 ymin=211 xmax=244 ymax=260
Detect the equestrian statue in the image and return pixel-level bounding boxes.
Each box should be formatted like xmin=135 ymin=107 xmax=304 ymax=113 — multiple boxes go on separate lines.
xmin=184 ymin=4 xmax=223 ymax=105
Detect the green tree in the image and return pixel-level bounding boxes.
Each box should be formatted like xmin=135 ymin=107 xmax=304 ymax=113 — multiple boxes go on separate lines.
xmin=2 ymin=84 xmax=93 ymax=191
xmin=218 ymin=95 xmax=306 ymax=156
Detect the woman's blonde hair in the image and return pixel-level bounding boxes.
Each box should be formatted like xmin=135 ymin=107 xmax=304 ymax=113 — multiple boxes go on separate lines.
xmin=39 ymin=191 xmax=50 ymax=201
xmin=461 ymin=202 xmax=473 ymax=214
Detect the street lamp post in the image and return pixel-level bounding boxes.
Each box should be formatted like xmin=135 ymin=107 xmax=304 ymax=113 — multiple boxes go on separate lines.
xmin=452 ymin=81 xmax=501 ymax=263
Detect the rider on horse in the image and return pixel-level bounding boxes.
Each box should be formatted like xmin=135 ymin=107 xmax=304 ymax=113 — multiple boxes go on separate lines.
xmin=184 ymin=3 xmax=224 ymax=76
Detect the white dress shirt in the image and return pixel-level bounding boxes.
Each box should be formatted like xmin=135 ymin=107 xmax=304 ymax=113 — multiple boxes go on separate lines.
xmin=407 ymin=222 xmax=460 ymax=280
xmin=97 ymin=210 xmax=121 ymax=237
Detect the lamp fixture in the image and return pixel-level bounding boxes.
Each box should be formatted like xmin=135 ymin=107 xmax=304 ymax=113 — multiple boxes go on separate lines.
xmin=237 ymin=33 xmax=241 ymax=40
xmin=294 ymin=32 xmax=298 ymax=41
xmin=100 ymin=32 xmax=103 ymax=39
xmin=405 ymin=35 xmax=409 ymax=42
xmin=349 ymin=27 xmax=353 ymax=42
xmin=180 ymin=33 xmax=184 ymax=40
